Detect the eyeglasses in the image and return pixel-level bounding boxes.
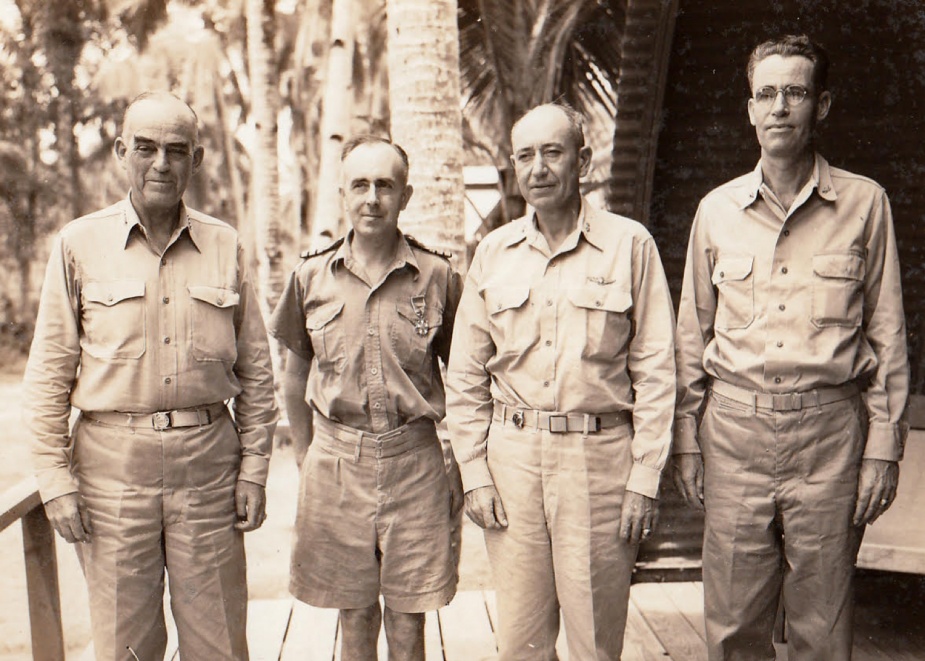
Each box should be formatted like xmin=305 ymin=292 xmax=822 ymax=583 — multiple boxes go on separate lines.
xmin=753 ymin=85 xmax=810 ymax=106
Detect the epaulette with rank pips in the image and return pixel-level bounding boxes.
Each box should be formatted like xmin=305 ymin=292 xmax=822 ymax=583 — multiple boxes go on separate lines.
xmin=300 ymin=236 xmax=344 ymax=260
xmin=405 ymin=235 xmax=452 ymax=260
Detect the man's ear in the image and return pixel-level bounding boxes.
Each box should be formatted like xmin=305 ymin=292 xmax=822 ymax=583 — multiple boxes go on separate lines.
xmin=578 ymin=146 xmax=593 ymax=178
xmin=400 ymin=184 xmax=414 ymax=210
xmin=816 ymin=90 xmax=832 ymax=122
xmin=747 ymin=98 xmax=758 ymax=127
xmin=113 ymin=137 xmax=127 ymax=166
xmin=192 ymin=145 xmax=205 ymax=173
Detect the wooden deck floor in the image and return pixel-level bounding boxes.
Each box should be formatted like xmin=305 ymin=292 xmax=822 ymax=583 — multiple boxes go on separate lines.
xmin=94 ymin=576 xmax=924 ymax=661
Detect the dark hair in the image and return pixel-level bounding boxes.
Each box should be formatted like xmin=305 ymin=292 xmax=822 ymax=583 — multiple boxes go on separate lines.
xmin=123 ymin=91 xmax=200 ymax=140
xmin=747 ymin=34 xmax=830 ymax=92
xmin=512 ymin=102 xmax=586 ymax=150
xmin=341 ymin=135 xmax=411 ymax=183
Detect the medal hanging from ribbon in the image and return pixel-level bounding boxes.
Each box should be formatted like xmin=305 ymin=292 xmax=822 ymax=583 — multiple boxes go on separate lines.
xmin=411 ymin=295 xmax=429 ymax=336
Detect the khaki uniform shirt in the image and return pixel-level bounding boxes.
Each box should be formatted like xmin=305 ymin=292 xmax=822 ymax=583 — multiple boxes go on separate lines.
xmin=24 ymin=197 xmax=279 ymax=502
xmin=446 ymin=199 xmax=677 ymax=499
xmin=268 ymin=232 xmax=461 ymax=433
xmin=675 ymin=154 xmax=909 ymax=461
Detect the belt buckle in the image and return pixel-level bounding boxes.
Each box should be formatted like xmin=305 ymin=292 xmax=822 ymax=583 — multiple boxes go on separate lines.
xmin=771 ymin=394 xmax=801 ymax=412
xmin=511 ymin=410 xmax=525 ymax=429
xmin=548 ymin=415 xmax=568 ymax=433
xmin=152 ymin=411 xmax=171 ymax=430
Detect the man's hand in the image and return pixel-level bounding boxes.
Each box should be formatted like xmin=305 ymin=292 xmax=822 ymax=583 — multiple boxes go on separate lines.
xmin=671 ymin=453 xmax=705 ymax=511
xmin=234 ymin=480 xmax=267 ymax=532
xmin=464 ymin=485 xmax=508 ymax=530
xmin=853 ymin=458 xmax=899 ymax=527
xmin=447 ymin=460 xmax=465 ymax=518
xmin=619 ymin=491 xmax=659 ymax=545
xmin=44 ymin=493 xmax=92 ymax=544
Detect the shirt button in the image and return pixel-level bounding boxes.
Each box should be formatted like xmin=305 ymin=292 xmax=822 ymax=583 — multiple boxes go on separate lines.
xmin=543 ymin=381 xmax=550 ymax=387
xmin=217 ymin=298 xmax=223 ymax=305
xmin=164 ymin=377 xmax=172 ymax=384
xmin=373 ymin=402 xmax=381 ymax=410
xmin=546 ymin=299 xmax=553 ymax=306
xmin=107 ymin=295 xmax=113 ymax=302
xmin=595 ymin=300 xmax=602 ymax=307
xmin=163 ymin=296 xmax=170 ymax=304
xmin=777 ymin=341 xmax=783 ymax=348
xmin=719 ymin=272 xmax=725 ymax=278
xmin=783 ymin=230 xmax=790 ymax=236
xmin=774 ymin=376 xmax=782 ymax=384
xmin=371 ymin=367 xmax=378 ymax=375
xmin=367 ymin=328 xmax=375 ymax=336
xmin=545 ymin=340 xmax=552 ymax=346
xmin=779 ymin=304 xmax=786 ymax=311
xmin=164 ymin=337 xmax=171 ymax=344
xmin=161 ymin=258 xmax=167 ymax=267
xmin=781 ymin=267 xmax=788 ymax=274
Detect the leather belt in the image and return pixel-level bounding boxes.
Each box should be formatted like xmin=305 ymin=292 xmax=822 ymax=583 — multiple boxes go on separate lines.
xmin=710 ymin=380 xmax=858 ymax=412
xmin=84 ymin=402 xmax=227 ymax=430
xmin=493 ymin=401 xmax=631 ymax=433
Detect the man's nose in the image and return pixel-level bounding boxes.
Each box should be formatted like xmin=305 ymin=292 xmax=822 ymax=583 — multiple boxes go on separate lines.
xmin=532 ymin=151 xmax=549 ymax=174
xmin=153 ymin=148 xmax=171 ymax=171
xmin=771 ymin=90 xmax=789 ymax=115
xmin=364 ymin=185 xmax=379 ymax=205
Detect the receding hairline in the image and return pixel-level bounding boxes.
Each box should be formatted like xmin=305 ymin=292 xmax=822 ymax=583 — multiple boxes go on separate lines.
xmin=340 ymin=136 xmax=411 ymax=185
xmin=511 ymin=103 xmax=586 ymax=151
xmin=121 ymin=91 xmax=200 ymax=142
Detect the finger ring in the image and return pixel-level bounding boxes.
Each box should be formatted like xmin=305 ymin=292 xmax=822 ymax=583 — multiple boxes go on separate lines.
xmin=880 ymin=499 xmax=889 ymax=506
xmin=642 ymin=529 xmax=651 ymax=536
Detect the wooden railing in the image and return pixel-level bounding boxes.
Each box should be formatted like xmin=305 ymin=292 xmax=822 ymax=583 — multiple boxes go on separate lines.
xmin=0 ymin=478 xmax=65 ymax=661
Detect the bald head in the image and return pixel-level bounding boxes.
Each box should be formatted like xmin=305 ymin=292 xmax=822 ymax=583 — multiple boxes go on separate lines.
xmin=122 ymin=92 xmax=200 ymax=144
xmin=512 ymin=103 xmax=586 ymax=152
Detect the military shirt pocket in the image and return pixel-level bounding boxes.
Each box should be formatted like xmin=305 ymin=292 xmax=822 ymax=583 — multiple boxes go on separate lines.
xmin=485 ymin=286 xmax=532 ymax=355
xmin=568 ymin=286 xmax=633 ymax=361
xmin=392 ymin=301 xmax=443 ymax=372
xmin=811 ymin=253 xmax=865 ymax=328
xmin=712 ymin=256 xmax=755 ymax=330
xmin=81 ymin=281 xmax=146 ymax=359
xmin=189 ymin=285 xmax=240 ymax=363
xmin=306 ymin=301 xmax=346 ymax=372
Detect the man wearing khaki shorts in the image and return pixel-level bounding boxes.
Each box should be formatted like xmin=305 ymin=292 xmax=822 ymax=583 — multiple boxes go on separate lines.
xmin=269 ymin=136 xmax=463 ymax=660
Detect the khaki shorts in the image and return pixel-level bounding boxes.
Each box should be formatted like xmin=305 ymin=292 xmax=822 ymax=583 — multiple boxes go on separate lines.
xmin=290 ymin=416 xmax=457 ymax=612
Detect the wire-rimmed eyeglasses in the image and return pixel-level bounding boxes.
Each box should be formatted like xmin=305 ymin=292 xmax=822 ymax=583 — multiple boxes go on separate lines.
xmin=753 ymin=85 xmax=810 ymax=106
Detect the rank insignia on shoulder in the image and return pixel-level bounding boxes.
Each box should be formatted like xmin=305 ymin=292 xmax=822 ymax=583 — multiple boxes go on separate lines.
xmin=301 ymin=236 xmax=344 ymax=260
xmin=405 ymin=235 xmax=451 ymax=259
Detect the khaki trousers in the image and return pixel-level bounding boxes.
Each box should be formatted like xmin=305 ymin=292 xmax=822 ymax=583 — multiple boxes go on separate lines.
xmin=700 ymin=392 xmax=865 ymax=661
xmin=73 ymin=411 xmax=248 ymax=661
xmin=484 ymin=419 xmax=638 ymax=661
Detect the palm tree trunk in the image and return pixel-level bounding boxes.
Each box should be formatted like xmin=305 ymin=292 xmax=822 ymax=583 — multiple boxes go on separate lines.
xmin=309 ymin=0 xmax=355 ymax=247
xmin=245 ymin=0 xmax=285 ymax=373
xmin=386 ymin=0 xmax=466 ymax=266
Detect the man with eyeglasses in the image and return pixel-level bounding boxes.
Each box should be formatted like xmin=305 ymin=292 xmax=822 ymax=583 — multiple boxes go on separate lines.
xmin=672 ymin=35 xmax=908 ymax=659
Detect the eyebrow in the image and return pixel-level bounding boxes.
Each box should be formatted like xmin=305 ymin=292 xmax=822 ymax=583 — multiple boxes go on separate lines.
xmin=133 ymin=136 xmax=191 ymax=149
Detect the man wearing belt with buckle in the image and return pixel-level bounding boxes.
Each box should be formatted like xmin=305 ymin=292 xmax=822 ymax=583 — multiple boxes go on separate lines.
xmin=446 ymin=103 xmax=676 ymax=660
xmin=672 ymin=35 xmax=909 ymax=660
xmin=268 ymin=135 xmax=463 ymax=660
xmin=23 ymin=91 xmax=278 ymax=661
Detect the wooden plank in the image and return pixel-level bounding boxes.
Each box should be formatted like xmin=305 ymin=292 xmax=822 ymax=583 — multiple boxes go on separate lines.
xmin=249 ymin=599 xmax=295 ymax=660
xmin=0 ymin=476 xmax=41 ymax=532
xmin=22 ymin=506 xmax=65 ymax=661
xmin=424 ymin=610 xmax=444 ymax=661
xmin=438 ymin=590 xmax=497 ymax=661
xmin=661 ymin=581 xmax=707 ymax=641
xmin=279 ymin=600 xmax=339 ymax=661
xmin=630 ymin=583 xmax=707 ymax=661
xmin=622 ymin=599 xmax=669 ymax=661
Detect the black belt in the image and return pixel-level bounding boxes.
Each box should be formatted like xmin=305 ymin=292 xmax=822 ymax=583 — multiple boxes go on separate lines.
xmin=84 ymin=402 xmax=227 ymax=430
xmin=493 ymin=401 xmax=631 ymax=433
xmin=710 ymin=380 xmax=858 ymax=412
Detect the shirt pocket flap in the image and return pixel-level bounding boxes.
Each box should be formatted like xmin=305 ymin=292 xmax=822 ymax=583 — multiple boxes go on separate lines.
xmin=568 ymin=286 xmax=632 ymax=313
xmin=813 ymin=253 xmax=865 ymax=281
xmin=485 ymin=286 xmax=530 ymax=315
xmin=306 ymin=301 xmax=345 ymax=330
xmin=188 ymin=286 xmax=240 ymax=309
xmin=711 ymin=257 xmax=754 ymax=285
xmin=83 ymin=280 xmax=146 ymax=306
xmin=396 ymin=301 xmax=444 ymax=326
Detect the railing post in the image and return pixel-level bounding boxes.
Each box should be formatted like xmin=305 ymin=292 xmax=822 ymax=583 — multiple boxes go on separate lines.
xmin=22 ymin=505 xmax=65 ymax=661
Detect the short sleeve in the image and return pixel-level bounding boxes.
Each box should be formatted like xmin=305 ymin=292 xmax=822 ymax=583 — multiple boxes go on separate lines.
xmin=268 ymin=269 xmax=312 ymax=360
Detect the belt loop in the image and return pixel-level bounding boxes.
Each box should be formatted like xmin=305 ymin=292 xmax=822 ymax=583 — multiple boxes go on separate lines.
xmin=809 ymin=389 xmax=820 ymax=409
xmin=354 ymin=432 xmax=363 ymax=463
xmin=582 ymin=413 xmax=590 ymax=435
xmin=749 ymin=393 xmax=757 ymax=415
xmin=501 ymin=403 xmax=508 ymax=427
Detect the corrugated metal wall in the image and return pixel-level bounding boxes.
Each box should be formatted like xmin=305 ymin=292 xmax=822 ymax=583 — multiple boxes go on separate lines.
xmin=645 ymin=0 xmax=925 ymax=391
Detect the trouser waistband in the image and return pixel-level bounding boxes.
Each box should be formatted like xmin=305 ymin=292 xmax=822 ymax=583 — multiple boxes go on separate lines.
xmin=492 ymin=401 xmax=632 ymax=433
xmin=710 ymin=379 xmax=859 ymax=412
xmin=83 ymin=402 xmax=227 ymax=430
xmin=312 ymin=414 xmax=438 ymax=461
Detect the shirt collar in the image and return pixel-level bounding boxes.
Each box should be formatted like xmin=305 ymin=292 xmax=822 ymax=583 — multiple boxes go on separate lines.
xmin=331 ymin=230 xmax=420 ymax=276
xmin=120 ymin=194 xmax=199 ymax=251
xmin=738 ymin=152 xmax=837 ymax=210
xmin=504 ymin=197 xmax=603 ymax=253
